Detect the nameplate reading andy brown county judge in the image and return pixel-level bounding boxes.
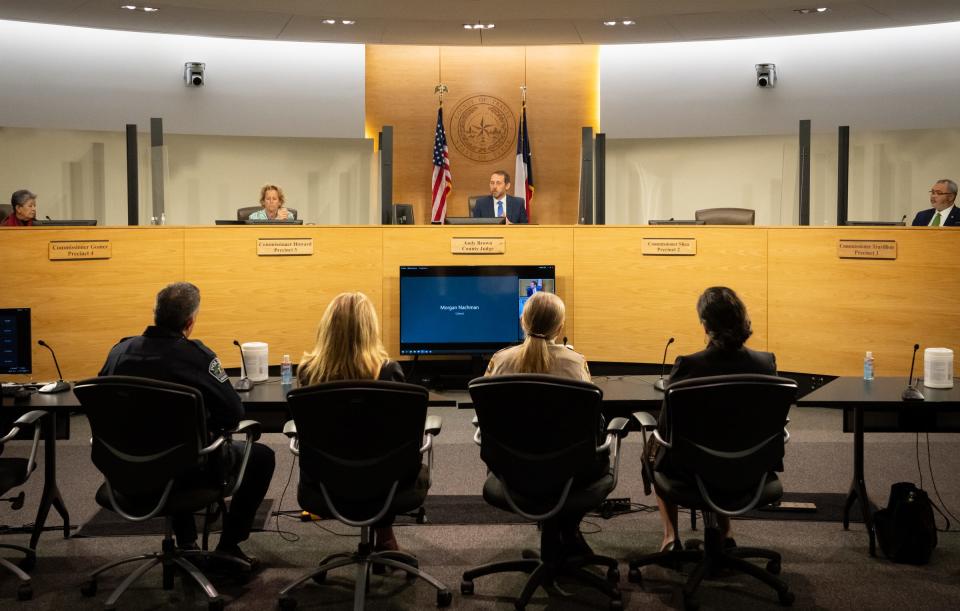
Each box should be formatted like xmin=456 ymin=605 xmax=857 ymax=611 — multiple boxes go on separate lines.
xmin=837 ymin=240 xmax=897 ymax=260
xmin=256 ymin=238 xmax=314 ymax=256
xmin=641 ymin=238 xmax=696 ymax=256
xmin=451 ymin=237 xmax=505 ymax=254
xmin=48 ymin=240 xmax=112 ymax=261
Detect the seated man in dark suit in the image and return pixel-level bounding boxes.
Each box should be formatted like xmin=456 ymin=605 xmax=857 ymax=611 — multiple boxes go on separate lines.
xmin=649 ymin=286 xmax=777 ymax=553
xmin=912 ymin=179 xmax=958 ymax=226
xmin=99 ymin=282 xmax=275 ymax=569
xmin=472 ymin=170 xmax=528 ymax=224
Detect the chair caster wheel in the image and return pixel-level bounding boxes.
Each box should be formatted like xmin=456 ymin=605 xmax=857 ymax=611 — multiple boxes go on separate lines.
xmin=208 ymin=596 xmax=225 ymax=611
xmin=311 ymin=571 xmax=327 ymax=584
xmin=779 ymin=590 xmax=795 ymax=606
xmin=606 ymin=566 xmax=620 ymax=583
xmin=627 ymin=567 xmax=642 ymax=584
xmin=80 ymin=579 xmax=98 ymax=597
xmin=278 ymin=595 xmax=298 ymax=610
xmin=767 ymin=560 xmax=782 ymax=575
xmin=416 ymin=507 xmax=428 ymax=524
xmin=609 ymin=598 xmax=623 ymax=610
xmin=19 ymin=555 xmax=36 ymax=572
xmin=437 ymin=589 xmax=453 ymax=607
xmin=17 ymin=583 xmax=32 ymax=601
xmin=460 ymin=579 xmax=474 ymax=595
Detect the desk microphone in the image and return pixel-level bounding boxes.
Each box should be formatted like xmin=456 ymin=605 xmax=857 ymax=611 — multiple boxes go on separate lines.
xmin=233 ymin=340 xmax=254 ymax=392
xmin=45 ymin=216 xmax=52 ymax=221
xmin=900 ymin=214 xmax=907 ymax=223
xmin=654 ymin=337 xmax=675 ymax=391
xmin=37 ymin=340 xmax=70 ymax=394
xmin=902 ymin=343 xmax=925 ymax=401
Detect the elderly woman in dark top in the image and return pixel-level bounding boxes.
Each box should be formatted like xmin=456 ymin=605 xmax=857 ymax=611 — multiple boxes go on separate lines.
xmin=651 ymin=286 xmax=777 ymax=552
xmin=4 ymin=190 xmax=37 ymax=226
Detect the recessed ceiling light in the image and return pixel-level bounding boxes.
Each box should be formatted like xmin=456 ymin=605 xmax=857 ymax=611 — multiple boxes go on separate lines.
xmin=341 ymin=20 xmax=355 ymax=25
xmin=322 ymin=19 xmax=337 ymax=25
xmin=120 ymin=5 xmax=137 ymax=9
xmin=602 ymin=21 xmax=617 ymax=27
xmin=143 ymin=6 xmax=158 ymax=11
xmin=463 ymin=22 xmax=495 ymax=30
xmin=793 ymin=7 xmax=831 ymax=15
xmin=622 ymin=20 xmax=636 ymax=26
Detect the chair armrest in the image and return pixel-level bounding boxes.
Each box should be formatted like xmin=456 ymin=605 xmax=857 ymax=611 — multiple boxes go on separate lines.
xmin=229 ymin=419 xmax=262 ymax=442
xmin=0 ymin=409 xmax=46 ymax=444
xmin=606 ymin=416 xmax=630 ymax=436
xmin=631 ymin=411 xmax=657 ymax=430
xmin=283 ymin=420 xmax=297 ymax=438
xmin=471 ymin=415 xmax=481 ymax=446
xmin=198 ymin=435 xmax=228 ymax=455
xmin=425 ymin=415 xmax=442 ymax=437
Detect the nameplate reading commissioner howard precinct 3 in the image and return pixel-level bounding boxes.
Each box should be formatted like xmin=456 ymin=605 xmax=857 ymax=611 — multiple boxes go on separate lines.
xmin=48 ymin=240 xmax=112 ymax=261
xmin=451 ymin=237 xmax=506 ymax=254
xmin=257 ymin=238 xmax=314 ymax=256
xmin=641 ymin=238 xmax=697 ymax=256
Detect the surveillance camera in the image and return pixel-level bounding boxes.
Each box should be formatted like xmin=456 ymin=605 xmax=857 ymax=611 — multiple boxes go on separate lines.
xmin=184 ymin=62 xmax=205 ymax=87
xmin=755 ymin=63 xmax=777 ymax=88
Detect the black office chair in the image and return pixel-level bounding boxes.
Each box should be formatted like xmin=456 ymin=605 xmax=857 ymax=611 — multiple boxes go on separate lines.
xmin=467 ymin=195 xmax=485 ymax=217
xmin=278 ymin=380 xmax=451 ymax=610
xmin=0 ymin=203 xmax=12 ymax=223
xmin=461 ymin=374 xmax=630 ymax=610
xmin=0 ymin=410 xmax=45 ymax=601
xmin=73 ymin=376 xmax=261 ymax=611
xmin=629 ymin=374 xmax=797 ymax=610
xmin=237 ymin=205 xmax=299 ymax=221
xmin=694 ymin=207 xmax=756 ymax=225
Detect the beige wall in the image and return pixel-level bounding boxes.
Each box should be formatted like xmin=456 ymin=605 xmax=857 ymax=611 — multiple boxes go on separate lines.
xmin=605 ymin=127 xmax=960 ymax=226
xmin=0 ymin=127 xmax=376 ymax=225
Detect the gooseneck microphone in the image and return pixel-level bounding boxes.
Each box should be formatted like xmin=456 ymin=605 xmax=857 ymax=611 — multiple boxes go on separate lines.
xmin=233 ymin=340 xmax=254 ymax=392
xmin=902 ymin=343 xmax=925 ymax=401
xmin=654 ymin=337 xmax=675 ymax=392
xmin=37 ymin=340 xmax=70 ymax=394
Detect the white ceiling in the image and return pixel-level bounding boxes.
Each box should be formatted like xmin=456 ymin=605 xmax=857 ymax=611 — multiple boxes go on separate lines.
xmin=2 ymin=1 xmax=960 ymax=45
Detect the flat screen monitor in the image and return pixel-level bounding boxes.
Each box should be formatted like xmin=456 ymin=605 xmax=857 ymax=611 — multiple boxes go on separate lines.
xmin=648 ymin=219 xmax=705 ymax=225
xmin=0 ymin=308 xmax=31 ymax=374
xmin=36 ymin=219 xmax=98 ymax=226
xmin=400 ymin=265 xmax=556 ymax=355
xmin=443 ymin=216 xmax=505 ymax=225
xmin=215 ymin=220 xmax=246 ymax=225
xmin=245 ymin=219 xmax=304 ymax=225
xmin=843 ymin=220 xmax=906 ymax=226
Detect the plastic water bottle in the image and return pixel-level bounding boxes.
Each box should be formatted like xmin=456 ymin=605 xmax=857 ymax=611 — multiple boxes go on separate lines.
xmin=281 ymin=354 xmax=293 ymax=386
xmin=863 ymin=351 xmax=874 ymax=381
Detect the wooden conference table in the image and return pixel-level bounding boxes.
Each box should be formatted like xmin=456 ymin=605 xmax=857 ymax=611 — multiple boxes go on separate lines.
xmin=3 ymin=374 xmax=665 ymax=550
xmin=797 ymin=376 xmax=960 ymax=556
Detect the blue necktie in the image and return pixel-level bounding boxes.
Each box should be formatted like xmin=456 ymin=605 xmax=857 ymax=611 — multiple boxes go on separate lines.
xmin=497 ymin=200 xmax=504 ymax=217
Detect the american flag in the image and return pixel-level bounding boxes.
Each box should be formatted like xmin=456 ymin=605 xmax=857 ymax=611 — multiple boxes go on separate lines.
xmin=514 ymin=103 xmax=534 ymax=221
xmin=431 ymin=108 xmax=453 ymax=223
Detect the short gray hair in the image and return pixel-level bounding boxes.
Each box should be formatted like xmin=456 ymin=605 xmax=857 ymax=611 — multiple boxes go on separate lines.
xmin=10 ymin=189 xmax=36 ymax=209
xmin=154 ymin=282 xmax=201 ymax=332
xmin=935 ymin=179 xmax=958 ymax=195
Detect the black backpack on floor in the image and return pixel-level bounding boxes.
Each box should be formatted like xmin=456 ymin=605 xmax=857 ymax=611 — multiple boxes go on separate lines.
xmin=874 ymin=482 xmax=938 ymax=565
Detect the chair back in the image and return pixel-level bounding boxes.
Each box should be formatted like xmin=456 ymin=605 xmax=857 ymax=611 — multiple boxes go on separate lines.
xmin=663 ymin=374 xmax=795 ymax=509
xmin=0 ymin=203 xmax=11 ymax=223
xmin=469 ymin=374 xmax=603 ymax=498
xmin=467 ymin=195 xmax=485 ymax=216
xmin=237 ymin=205 xmax=298 ymax=221
xmin=694 ymin=207 xmax=755 ymax=225
xmin=74 ymin=376 xmax=208 ymax=497
xmin=286 ymin=380 xmax=428 ymax=509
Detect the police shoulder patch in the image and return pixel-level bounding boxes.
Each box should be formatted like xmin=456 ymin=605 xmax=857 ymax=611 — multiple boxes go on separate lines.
xmin=209 ymin=357 xmax=228 ymax=383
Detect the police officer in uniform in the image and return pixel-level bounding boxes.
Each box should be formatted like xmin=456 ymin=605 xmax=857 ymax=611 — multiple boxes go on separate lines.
xmin=99 ymin=282 xmax=275 ymax=568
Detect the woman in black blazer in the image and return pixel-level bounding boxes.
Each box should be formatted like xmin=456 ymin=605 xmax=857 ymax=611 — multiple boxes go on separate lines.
xmin=651 ymin=286 xmax=776 ymax=553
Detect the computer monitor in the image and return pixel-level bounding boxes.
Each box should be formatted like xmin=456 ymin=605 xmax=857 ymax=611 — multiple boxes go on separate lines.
xmin=394 ymin=203 xmax=415 ymax=225
xmin=648 ymin=219 xmax=705 ymax=225
xmin=444 ymin=216 xmax=506 ymax=225
xmin=0 ymin=308 xmax=31 ymax=374
xmin=215 ymin=220 xmax=246 ymax=225
xmin=244 ymin=219 xmax=304 ymax=225
xmin=400 ymin=265 xmax=556 ymax=355
xmin=36 ymin=219 xmax=98 ymax=226
xmin=843 ymin=221 xmax=906 ymax=226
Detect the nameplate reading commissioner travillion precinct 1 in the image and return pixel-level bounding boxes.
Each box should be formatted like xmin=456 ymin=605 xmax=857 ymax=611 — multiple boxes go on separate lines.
xmin=451 ymin=237 xmax=505 ymax=254
xmin=837 ymin=240 xmax=897 ymax=260
xmin=641 ymin=238 xmax=697 ymax=256
xmin=256 ymin=238 xmax=314 ymax=256
xmin=48 ymin=240 xmax=112 ymax=261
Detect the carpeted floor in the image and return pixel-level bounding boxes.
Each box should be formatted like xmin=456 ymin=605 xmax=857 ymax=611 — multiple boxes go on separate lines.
xmin=1 ymin=405 xmax=959 ymax=609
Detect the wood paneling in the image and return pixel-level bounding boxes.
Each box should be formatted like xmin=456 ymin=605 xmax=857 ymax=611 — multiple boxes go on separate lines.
xmin=574 ymin=227 xmax=768 ymax=363
xmin=381 ymin=225 xmax=575 ymax=357
xmin=768 ymin=227 xmax=960 ymax=376
xmin=365 ymin=45 xmax=598 ymax=226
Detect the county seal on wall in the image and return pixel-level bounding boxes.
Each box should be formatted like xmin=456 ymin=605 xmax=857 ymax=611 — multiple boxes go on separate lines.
xmin=449 ymin=94 xmax=516 ymax=162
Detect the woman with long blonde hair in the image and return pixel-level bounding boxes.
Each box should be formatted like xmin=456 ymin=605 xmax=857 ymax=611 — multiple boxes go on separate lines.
xmin=297 ymin=292 xmax=404 ymax=553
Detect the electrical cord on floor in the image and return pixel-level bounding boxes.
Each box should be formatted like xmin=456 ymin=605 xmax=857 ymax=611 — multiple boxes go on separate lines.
xmin=924 ymin=432 xmax=958 ymax=532
xmin=273 ymin=455 xmax=300 ymax=542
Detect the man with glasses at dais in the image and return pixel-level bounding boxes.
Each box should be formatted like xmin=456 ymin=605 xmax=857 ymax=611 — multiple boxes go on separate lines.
xmin=912 ymin=179 xmax=959 ymax=227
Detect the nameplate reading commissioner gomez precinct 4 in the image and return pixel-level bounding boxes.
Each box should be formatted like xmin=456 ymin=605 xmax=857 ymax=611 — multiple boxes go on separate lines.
xmin=48 ymin=240 xmax=112 ymax=260
xmin=257 ymin=238 xmax=314 ymax=256
xmin=641 ymin=238 xmax=697 ymax=256
xmin=837 ymin=240 xmax=897 ymax=260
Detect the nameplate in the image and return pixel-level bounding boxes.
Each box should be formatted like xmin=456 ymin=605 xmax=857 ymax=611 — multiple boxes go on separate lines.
xmin=257 ymin=238 xmax=314 ymax=256
xmin=48 ymin=240 xmax=112 ymax=261
xmin=837 ymin=240 xmax=897 ymax=260
xmin=451 ymin=237 xmax=505 ymax=254
xmin=641 ymin=238 xmax=696 ymax=256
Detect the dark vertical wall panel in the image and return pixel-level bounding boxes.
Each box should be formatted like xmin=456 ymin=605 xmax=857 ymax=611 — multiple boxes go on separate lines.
xmin=579 ymin=127 xmax=594 ymax=225
xmin=380 ymin=126 xmax=394 ymax=224
xmin=125 ymin=124 xmax=138 ymax=226
xmin=150 ymin=117 xmax=164 ymax=222
xmin=798 ymin=119 xmax=811 ymax=226
xmin=595 ymin=133 xmax=605 ymax=225
xmin=837 ymin=125 xmax=850 ymax=225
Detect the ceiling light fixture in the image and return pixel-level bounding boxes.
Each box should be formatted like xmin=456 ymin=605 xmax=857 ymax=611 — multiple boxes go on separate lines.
xmin=622 ymin=20 xmax=636 ymax=26
xmin=463 ymin=23 xmax=495 ymax=30
xmin=322 ymin=19 xmax=337 ymax=25
xmin=341 ymin=20 xmax=355 ymax=25
xmin=602 ymin=21 xmax=617 ymax=27
xmin=602 ymin=19 xmax=636 ymax=27
xmin=793 ymin=7 xmax=831 ymax=15
xmin=120 ymin=4 xmax=158 ymax=11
